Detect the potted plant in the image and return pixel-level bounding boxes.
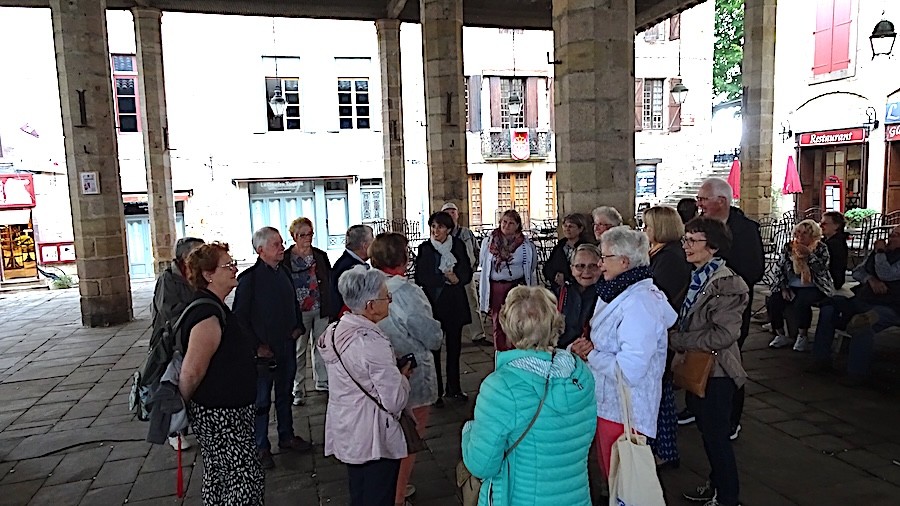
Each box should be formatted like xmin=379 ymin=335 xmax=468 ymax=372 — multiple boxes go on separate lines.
xmin=844 ymin=208 xmax=877 ymax=230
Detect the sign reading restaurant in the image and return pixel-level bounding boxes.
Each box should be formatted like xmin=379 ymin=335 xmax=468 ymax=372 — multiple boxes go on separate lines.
xmin=887 ymin=124 xmax=900 ymax=142
xmin=798 ymin=128 xmax=867 ymax=146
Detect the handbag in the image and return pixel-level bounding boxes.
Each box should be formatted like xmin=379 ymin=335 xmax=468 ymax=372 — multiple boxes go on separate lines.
xmin=456 ymin=351 xmax=555 ymax=506
xmin=608 ymin=367 xmax=666 ymax=506
xmin=671 ymin=349 xmax=716 ymax=398
xmin=328 ymin=323 xmax=427 ymax=454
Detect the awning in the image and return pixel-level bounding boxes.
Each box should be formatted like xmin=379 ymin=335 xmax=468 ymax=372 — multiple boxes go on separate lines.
xmin=231 ymin=176 xmax=354 ymax=184
xmin=122 ymin=190 xmax=193 ymax=203
xmin=0 ymin=209 xmax=32 ymax=226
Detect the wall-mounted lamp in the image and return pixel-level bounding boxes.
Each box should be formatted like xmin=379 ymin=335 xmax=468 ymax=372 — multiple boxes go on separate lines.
xmin=508 ymin=94 xmax=523 ymax=116
xmin=870 ymin=17 xmax=897 ymax=59
xmin=671 ymin=82 xmax=689 ymax=105
xmin=269 ymin=87 xmax=286 ymax=117
xmin=864 ymin=106 xmax=880 ymax=131
xmin=779 ymin=121 xmax=793 ymax=143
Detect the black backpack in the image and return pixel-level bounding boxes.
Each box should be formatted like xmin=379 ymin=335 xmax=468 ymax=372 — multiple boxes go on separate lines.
xmin=129 ymin=298 xmax=226 ymax=421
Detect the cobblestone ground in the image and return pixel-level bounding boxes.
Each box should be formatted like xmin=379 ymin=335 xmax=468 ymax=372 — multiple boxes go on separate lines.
xmin=1 ymin=282 xmax=900 ymax=505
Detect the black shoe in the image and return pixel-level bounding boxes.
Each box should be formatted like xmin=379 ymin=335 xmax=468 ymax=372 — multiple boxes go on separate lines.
xmin=278 ymin=436 xmax=313 ymax=452
xmin=677 ymin=408 xmax=696 ymax=425
xmin=683 ymin=481 xmax=715 ymax=502
xmin=472 ymin=338 xmax=492 ymax=346
xmin=258 ymin=448 xmax=275 ymax=470
xmin=445 ymin=391 xmax=469 ymax=401
xmin=433 ymin=397 xmax=445 ymax=408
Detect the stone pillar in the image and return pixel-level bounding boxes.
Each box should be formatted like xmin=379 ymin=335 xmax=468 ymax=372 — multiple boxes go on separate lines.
xmin=50 ymin=0 xmax=132 ymax=326
xmin=133 ymin=7 xmax=177 ymax=274
xmin=376 ymin=19 xmax=406 ymax=222
xmin=740 ymin=0 xmax=777 ymax=220
xmin=420 ymin=0 xmax=469 ymax=224
xmin=553 ymin=0 xmax=636 ymax=222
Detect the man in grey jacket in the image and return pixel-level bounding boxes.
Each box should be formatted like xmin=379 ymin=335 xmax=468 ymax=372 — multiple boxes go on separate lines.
xmin=442 ymin=202 xmax=487 ymax=345
xmin=150 ymin=236 xmax=204 ymax=450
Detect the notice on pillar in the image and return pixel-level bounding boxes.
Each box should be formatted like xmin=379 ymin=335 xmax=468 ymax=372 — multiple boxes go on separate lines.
xmin=80 ymin=172 xmax=100 ymax=195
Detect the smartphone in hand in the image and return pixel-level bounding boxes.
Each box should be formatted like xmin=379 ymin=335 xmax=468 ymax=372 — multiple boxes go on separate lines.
xmin=397 ymin=353 xmax=418 ymax=370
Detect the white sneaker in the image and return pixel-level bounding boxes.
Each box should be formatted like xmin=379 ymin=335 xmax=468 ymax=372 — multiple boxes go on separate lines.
xmin=168 ymin=435 xmax=191 ymax=450
xmin=793 ymin=336 xmax=810 ymax=352
xmin=768 ymin=334 xmax=794 ymax=349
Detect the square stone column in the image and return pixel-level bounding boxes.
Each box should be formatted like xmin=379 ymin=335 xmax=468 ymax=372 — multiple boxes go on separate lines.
xmin=376 ymin=19 xmax=406 ymax=222
xmin=133 ymin=7 xmax=177 ymax=274
xmin=553 ymin=0 xmax=636 ymax=221
xmin=740 ymin=0 xmax=777 ymax=220
xmin=50 ymin=0 xmax=132 ymax=326
xmin=420 ymin=0 xmax=469 ymax=224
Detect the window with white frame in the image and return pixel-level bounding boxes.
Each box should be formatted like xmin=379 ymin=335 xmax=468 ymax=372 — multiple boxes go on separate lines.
xmin=642 ymin=79 xmax=664 ymax=130
xmin=338 ymin=78 xmax=371 ymax=129
xmin=500 ymin=78 xmax=526 ymax=129
xmin=111 ymin=54 xmax=139 ymax=133
xmin=265 ymin=77 xmax=301 ymax=131
xmin=360 ymin=178 xmax=384 ymax=222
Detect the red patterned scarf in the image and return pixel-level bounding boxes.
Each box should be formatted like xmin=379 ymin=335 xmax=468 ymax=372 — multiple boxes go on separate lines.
xmin=489 ymin=228 xmax=526 ymax=272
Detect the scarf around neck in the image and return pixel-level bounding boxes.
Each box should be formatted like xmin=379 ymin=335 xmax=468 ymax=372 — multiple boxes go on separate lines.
xmin=489 ymin=228 xmax=526 ymax=272
xmin=430 ymin=236 xmax=457 ymax=273
xmin=679 ymin=257 xmax=724 ymax=325
xmin=596 ymin=265 xmax=653 ymax=303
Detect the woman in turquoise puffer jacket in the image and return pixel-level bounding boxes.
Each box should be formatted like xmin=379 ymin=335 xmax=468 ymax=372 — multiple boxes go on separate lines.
xmin=461 ymin=286 xmax=596 ymax=506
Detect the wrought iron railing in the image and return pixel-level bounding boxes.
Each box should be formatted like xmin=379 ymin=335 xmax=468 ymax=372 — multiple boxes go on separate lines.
xmin=480 ymin=128 xmax=553 ymax=160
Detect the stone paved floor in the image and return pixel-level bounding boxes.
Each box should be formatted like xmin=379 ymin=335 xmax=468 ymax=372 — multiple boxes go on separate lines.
xmin=1 ymin=283 xmax=900 ymax=505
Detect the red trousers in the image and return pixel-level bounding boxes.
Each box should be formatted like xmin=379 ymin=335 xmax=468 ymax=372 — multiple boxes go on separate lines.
xmin=489 ymin=279 xmax=524 ymax=351
xmin=596 ymin=417 xmax=645 ymax=479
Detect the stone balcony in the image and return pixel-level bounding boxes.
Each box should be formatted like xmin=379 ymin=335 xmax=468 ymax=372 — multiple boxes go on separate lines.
xmin=480 ymin=128 xmax=553 ymax=161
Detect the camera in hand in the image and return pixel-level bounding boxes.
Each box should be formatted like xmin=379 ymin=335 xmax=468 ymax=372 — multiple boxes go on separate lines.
xmin=397 ymin=353 xmax=417 ymax=370
xmin=256 ymin=356 xmax=277 ymax=374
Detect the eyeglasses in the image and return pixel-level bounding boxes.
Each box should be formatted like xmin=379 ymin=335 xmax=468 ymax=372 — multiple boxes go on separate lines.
xmin=572 ymin=263 xmax=600 ymax=271
xmin=369 ymin=292 xmax=393 ymax=304
xmin=594 ymin=222 xmax=614 ymax=228
xmin=219 ymin=260 xmax=238 ymax=269
xmin=681 ymin=236 xmax=708 ymax=247
xmin=296 ymin=232 xmax=314 ymax=238
xmin=695 ymin=196 xmax=721 ymax=203
xmin=599 ymin=254 xmax=619 ymax=263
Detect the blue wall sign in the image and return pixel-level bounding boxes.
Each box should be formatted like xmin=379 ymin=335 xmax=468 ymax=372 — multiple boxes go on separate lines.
xmin=886 ymin=102 xmax=900 ymax=125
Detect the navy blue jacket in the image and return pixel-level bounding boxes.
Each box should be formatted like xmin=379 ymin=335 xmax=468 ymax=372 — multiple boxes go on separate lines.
xmin=330 ymin=250 xmax=366 ymax=321
xmin=233 ymin=258 xmax=305 ymax=352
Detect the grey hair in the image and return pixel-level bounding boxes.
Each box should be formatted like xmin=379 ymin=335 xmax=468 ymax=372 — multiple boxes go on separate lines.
xmin=346 ymin=224 xmax=374 ymax=251
xmin=600 ymin=226 xmax=650 ymax=268
xmin=252 ymin=226 xmax=281 ymax=252
xmin=571 ymin=243 xmax=602 ymax=264
xmin=592 ymin=206 xmax=623 ymax=226
xmin=701 ymin=178 xmax=734 ymax=206
xmin=175 ymin=237 xmax=204 ymax=262
xmin=338 ymin=265 xmax=387 ymax=313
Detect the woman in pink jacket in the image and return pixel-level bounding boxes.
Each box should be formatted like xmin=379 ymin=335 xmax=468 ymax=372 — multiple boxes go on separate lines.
xmin=318 ymin=265 xmax=413 ymax=506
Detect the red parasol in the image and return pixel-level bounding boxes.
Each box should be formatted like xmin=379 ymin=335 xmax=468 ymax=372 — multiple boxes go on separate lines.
xmin=782 ymin=155 xmax=803 ymax=194
xmin=727 ymin=158 xmax=741 ymax=199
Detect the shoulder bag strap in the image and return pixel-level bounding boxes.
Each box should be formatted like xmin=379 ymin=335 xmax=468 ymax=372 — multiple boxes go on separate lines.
xmin=504 ymin=350 xmax=555 ymax=458
xmin=328 ymin=321 xmax=397 ymax=419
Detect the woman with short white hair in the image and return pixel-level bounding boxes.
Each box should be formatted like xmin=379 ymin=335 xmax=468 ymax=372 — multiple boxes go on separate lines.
xmin=571 ymin=226 xmax=677 ymax=480
xmin=462 ymin=286 xmax=596 ymax=505
xmin=318 ymin=265 xmax=413 ymax=506
xmin=592 ymin=206 xmax=624 ymax=240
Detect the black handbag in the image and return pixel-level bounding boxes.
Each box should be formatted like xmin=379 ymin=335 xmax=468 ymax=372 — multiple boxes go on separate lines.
xmin=328 ymin=323 xmax=427 ymax=453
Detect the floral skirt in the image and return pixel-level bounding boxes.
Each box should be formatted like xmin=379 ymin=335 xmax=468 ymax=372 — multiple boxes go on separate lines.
xmin=649 ymin=377 xmax=680 ymax=464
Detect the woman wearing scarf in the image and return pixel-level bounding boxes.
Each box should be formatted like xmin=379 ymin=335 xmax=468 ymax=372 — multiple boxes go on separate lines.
xmin=570 ymin=226 xmax=677 ymax=480
xmin=478 ymin=209 xmax=537 ymax=351
xmin=669 ymin=216 xmax=748 ymax=506
xmin=415 ymin=211 xmax=473 ymax=404
xmin=767 ymin=219 xmax=834 ymax=352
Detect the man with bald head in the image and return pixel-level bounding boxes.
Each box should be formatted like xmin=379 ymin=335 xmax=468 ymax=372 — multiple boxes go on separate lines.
xmin=811 ymin=225 xmax=900 ymax=386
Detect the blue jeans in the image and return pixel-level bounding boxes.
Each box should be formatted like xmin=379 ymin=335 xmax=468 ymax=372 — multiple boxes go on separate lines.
xmin=687 ymin=378 xmax=739 ymax=506
xmin=255 ymin=339 xmax=297 ymax=449
xmin=813 ymin=297 xmax=900 ymax=375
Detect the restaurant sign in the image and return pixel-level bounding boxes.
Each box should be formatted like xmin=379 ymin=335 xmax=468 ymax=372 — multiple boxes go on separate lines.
xmin=798 ymin=128 xmax=867 ymax=146
xmin=0 ymin=173 xmax=36 ymax=210
xmin=887 ymin=124 xmax=900 ymax=142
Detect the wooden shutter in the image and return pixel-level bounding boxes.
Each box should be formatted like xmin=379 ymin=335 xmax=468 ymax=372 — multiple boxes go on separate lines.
xmin=813 ymin=0 xmax=835 ymax=75
xmin=548 ymin=77 xmax=555 ymax=131
xmin=525 ymin=77 xmax=539 ymax=128
xmin=467 ymin=75 xmax=482 ymax=132
xmin=668 ymin=78 xmax=682 ymax=132
xmin=831 ymin=0 xmax=852 ymax=72
xmin=489 ymin=77 xmax=501 ymax=128
xmin=669 ymin=14 xmax=681 ymax=40
xmin=634 ymin=79 xmax=644 ymax=131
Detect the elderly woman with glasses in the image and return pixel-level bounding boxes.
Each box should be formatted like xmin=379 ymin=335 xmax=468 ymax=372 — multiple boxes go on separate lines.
xmin=570 ymin=226 xmax=677 ymax=481
xmin=767 ymin=219 xmax=834 ymax=352
xmin=463 ymin=286 xmax=596 ymax=506
xmin=543 ymin=213 xmax=593 ymax=295
xmin=318 ymin=266 xmax=413 ymax=506
xmin=557 ymin=244 xmax=602 ymax=350
xmin=670 ymin=217 xmax=748 ymax=506
xmin=591 ymin=205 xmax=623 ymax=240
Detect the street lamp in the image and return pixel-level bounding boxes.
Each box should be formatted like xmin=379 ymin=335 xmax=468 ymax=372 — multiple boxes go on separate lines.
xmin=508 ymin=93 xmax=523 ymax=116
xmin=269 ymin=87 xmax=286 ymax=117
xmin=671 ymin=82 xmax=689 ymax=105
xmin=870 ymin=18 xmax=897 ymax=59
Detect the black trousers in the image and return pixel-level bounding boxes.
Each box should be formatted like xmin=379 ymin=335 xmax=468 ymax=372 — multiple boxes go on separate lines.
xmin=433 ymin=323 xmax=464 ymax=397
xmin=687 ymin=378 xmax=740 ymax=506
xmin=767 ymin=286 xmax=826 ymax=330
xmin=347 ymin=458 xmax=401 ymax=506
xmin=731 ymin=290 xmax=753 ymax=427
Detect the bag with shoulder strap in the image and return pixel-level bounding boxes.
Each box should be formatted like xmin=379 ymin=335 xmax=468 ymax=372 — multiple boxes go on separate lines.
xmin=456 ymin=351 xmax=556 ymax=506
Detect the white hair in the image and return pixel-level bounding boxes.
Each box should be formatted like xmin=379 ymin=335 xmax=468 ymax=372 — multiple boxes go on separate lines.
xmin=346 ymin=224 xmax=374 ymax=251
xmin=252 ymin=227 xmax=281 ymax=252
xmin=701 ymin=178 xmax=734 ymax=206
xmin=592 ymin=206 xmax=623 ymax=226
xmin=338 ymin=265 xmax=387 ymax=313
xmin=600 ymin=226 xmax=650 ymax=268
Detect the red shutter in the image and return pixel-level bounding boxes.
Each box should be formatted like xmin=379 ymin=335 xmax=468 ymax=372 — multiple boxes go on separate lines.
xmin=668 ymin=78 xmax=682 ymax=132
xmin=525 ymin=77 xmax=539 ymax=128
xmin=548 ymin=77 xmax=555 ymax=131
xmin=489 ymin=77 xmax=501 ymax=128
xmin=634 ymin=79 xmax=644 ymax=131
xmin=813 ymin=0 xmax=835 ymax=75
xmin=467 ymin=75 xmax=482 ymax=132
xmin=831 ymin=0 xmax=852 ymax=72
xmin=669 ymin=14 xmax=681 ymax=40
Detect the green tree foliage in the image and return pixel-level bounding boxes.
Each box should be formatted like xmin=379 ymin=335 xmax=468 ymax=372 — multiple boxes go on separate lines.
xmin=714 ymin=0 xmax=744 ymax=102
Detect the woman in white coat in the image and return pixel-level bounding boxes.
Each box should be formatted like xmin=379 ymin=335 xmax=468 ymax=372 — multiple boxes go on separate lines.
xmin=571 ymin=226 xmax=677 ymax=480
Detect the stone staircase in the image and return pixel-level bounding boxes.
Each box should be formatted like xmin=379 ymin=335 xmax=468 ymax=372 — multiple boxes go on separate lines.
xmin=658 ymin=162 xmax=733 ymax=206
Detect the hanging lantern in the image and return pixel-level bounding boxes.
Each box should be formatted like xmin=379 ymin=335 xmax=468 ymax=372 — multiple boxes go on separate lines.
xmin=269 ymin=86 xmax=286 ymax=117
xmin=870 ymin=18 xmax=897 ymax=59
